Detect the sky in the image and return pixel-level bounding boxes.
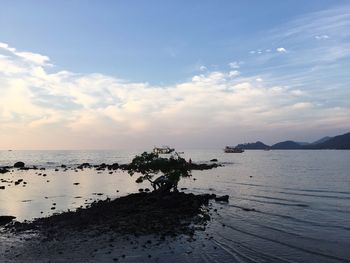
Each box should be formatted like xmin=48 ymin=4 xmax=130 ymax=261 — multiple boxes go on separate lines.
xmin=0 ymin=1 xmax=350 ymax=150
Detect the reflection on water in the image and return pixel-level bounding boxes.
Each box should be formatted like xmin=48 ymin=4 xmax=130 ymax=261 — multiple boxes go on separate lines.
xmin=0 ymin=169 xmax=142 ymax=220
xmin=1 ymin=150 xmax=350 ymax=262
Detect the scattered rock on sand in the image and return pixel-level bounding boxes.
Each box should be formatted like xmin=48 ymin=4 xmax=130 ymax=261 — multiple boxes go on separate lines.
xmin=210 ymin=159 xmax=218 ymax=162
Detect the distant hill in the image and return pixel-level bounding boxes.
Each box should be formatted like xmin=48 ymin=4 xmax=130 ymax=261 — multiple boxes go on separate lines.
xmin=234 ymin=132 xmax=350 ymax=150
xmin=312 ymin=132 xmax=350 ymax=149
xmin=236 ymin=141 xmax=270 ymax=150
xmin=296 ymin=141 xmax=310 ymax=146
xmin=312 ymin=136 xmax=331 ymax=145
xmin=271 ymin=141 xmax=303 ymax=150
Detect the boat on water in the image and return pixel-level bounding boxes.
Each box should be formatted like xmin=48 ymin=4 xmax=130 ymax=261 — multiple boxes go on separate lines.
xmin=224 ymin=146 xmax=244 ymax=153
xmin=153 ymin=146 xmax=175 ymax=154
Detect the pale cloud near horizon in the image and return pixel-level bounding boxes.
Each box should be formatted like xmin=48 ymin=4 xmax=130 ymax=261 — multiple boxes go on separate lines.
xmin=1 ymin=42 xmax=349 ymax=149
xmin=276 ymin=47 xmax=287 ymax=53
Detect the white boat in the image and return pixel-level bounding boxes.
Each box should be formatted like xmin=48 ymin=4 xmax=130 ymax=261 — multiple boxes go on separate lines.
xmin=153 ymin=146 xmax=175 ymax=154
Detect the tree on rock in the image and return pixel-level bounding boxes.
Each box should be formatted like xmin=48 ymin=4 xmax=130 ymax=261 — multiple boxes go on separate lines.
xmin=128 ymin=152 xmax=191 ymax=193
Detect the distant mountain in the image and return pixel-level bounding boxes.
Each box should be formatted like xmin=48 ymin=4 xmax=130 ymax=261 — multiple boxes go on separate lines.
xmin=236 ymin=141 xmax=270 ymax=150
xmin=234 ymin=131 xmax=350 ymax=150
xmin=312 ymin=136 xmax=332 ymax=145
xmin=296 ymin=141 xmax=310 ymax=146
xmin=313 ymin=132 xmax=350 ymax=149
xmin=271 ymin=141 xmax=303 ymax=150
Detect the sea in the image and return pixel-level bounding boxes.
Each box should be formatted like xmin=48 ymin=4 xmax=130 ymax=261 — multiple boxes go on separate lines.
xmin=0 ymin=150 xmax=349 ymax=262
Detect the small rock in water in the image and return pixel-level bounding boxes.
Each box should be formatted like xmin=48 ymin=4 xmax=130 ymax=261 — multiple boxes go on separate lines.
xmin=0 ymin=168 xmax=10 ymax=174
xmin=215 ymin=195 xmax=229 ymax=202
xmin=14 ymin=162 xmax=25 ymax=168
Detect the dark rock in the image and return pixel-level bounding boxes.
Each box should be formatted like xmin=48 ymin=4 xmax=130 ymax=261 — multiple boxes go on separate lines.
xmin=61 ymin=165 xmax=67 ymax=168
xmin=215 ymin=195 xmax=229 ymax=202
xmin=188 ymin=163 xmax=219 ymax=170
xmin=10 ymin=192 xmax=213 ymax=238
xmin=0 ymin=216 xmax=16 ymax=225
xmin=77 ymin=163 xmax=91 ymax=169
xmin=242 ymin=207 xmax=255 ymax=212
xmin=144 ymin=188 xmax=150 ymax=192
xmin=107 ymin=163 xmax=119 ymax=170
xmin=14 ymin=162 xmax=25 ymax=168
xmin=0 ymin=168 xmax=10 ymax=174
xmin=0 ymin=186 xmax=5 ymax=190
xmin=14 ymin=179 xmax=23 ymax=185
xmin=210 ymin=159 xmax=218 ymax=162
xmin=138 ymin=188 xmax=144 ymax=192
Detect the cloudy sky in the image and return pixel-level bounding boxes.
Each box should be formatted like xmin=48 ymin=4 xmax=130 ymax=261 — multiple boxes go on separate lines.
xmin=1 ymin=1 xmax=350 ymax=149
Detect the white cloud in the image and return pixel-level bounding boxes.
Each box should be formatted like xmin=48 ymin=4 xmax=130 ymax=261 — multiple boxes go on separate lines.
xmin=0 ymin=42 xmax=50 ymax=65
xmin=0 ymin=42 xmax=349 ymax=149
xmin=228 ymin=70 xmax=240 ymax=78
xmin=228 ymin=61 xmax=240 ymax=69
xmin=290 ymin=89 xmax=304 ymax=96
xmin=199 ymin=65 xmax=207 ymax=71
xmin=15 ymin=51 xmax=50 ymax=65
xmin=315 ymin=35 xmax=329 ymax=40
xmin=276 ymin=47 xmax=287 ymax=53
xmin=291 ymin=102 xmax=313 ymax=109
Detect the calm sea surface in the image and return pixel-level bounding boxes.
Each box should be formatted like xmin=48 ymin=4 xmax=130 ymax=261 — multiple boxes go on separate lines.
xmin=1 ymin=150 xmax=349 ymax=262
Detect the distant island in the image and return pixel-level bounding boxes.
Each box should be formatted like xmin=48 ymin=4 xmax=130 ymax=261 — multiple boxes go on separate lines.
xmin=236 ymin=132 xmax=350 ymax=150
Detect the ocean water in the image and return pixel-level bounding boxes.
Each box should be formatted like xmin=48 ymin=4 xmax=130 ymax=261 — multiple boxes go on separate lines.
xmin=1 ymin=150 xmax=350 ymax=262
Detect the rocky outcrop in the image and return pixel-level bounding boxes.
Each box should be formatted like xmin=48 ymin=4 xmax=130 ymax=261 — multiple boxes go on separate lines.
xmin=14 ymin=162 xmax=25 ymax=168
xmin=10 ymin=192 xmax=215 ymax=238
xmin=0 ymin=216 xmax=16 ymax=225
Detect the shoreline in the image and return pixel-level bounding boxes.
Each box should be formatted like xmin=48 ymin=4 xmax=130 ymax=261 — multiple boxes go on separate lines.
xmin=1 ymin=190 xmax=223 ymax=262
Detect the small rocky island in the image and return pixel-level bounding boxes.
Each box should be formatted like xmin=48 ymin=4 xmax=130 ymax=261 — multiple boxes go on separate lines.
xmin=3 ymin=152 xmax=227 ymax=241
